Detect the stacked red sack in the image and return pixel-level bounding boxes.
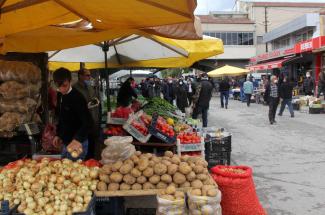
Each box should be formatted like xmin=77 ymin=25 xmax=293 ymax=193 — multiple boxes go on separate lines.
xmin=211 ymin=165 xmax=267 ymax=215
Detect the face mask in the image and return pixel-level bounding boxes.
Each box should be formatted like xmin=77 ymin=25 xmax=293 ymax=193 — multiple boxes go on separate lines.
xmin=168 ymin=80 xmax=172 ymax=83
xmin=179 ymin=82 xmax=183 ymax=85
xmin=274 ymin=80 xmax=278 ymax=84
xmin=84 ymin=80 xmax=91 ymax=86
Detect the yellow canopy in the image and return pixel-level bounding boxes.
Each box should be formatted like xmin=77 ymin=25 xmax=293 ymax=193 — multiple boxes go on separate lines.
xmin=208 ymin=65 xmax=249 ymax=78
xmin=0 ymin=0 xmax=196 ymax=37
xmin=47 ymin=34 xmax=224 ymax=70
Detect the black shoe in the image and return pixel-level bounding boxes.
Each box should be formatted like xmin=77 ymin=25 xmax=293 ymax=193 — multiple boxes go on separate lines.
xmin=291 ymin=115 xmax=294 ymax=118
xmin=273 ymin=120 xmax=277 ymax=123
xmin=221 ymin=106 xmax=224 ymax=108
xmin=225 ymin=106 xmax=228 ymax=109
xmin=278 ymin=113 xmax=282 ymax=116
xmin=270 ymin=121 xmax=273 ymax=125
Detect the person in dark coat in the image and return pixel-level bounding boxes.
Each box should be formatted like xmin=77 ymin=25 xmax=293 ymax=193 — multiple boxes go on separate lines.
xmin=186 ymin=79 xmax=195 ymax=105
xmin=219 ymin=77 xmax=231 ymax=109
xmin=117 ymin=77 xmax=138 ymax=107
xmin=303 ymin=71 xmax=314 ymax=96
xmin=318 ymin=70 xmax=325 ymax=98
xmin=140 ymin=78 xmax=149 ymax=98
xmin=162 ymin=77 xmax=175 ymax=104
xmin=74 ymin=69 xmax=100 ymax=159
xmin=264 ymin=76 xmax=280 ymax=125
xmin=278 ymin=76 xmax=294 ymax=118
xmin=53 ymin=67 xmax=93 ymax=160
xmin=192 ymin=74 xmax=213 ymax=127
xmin=175 ymin=79 xmax=189 ymax=113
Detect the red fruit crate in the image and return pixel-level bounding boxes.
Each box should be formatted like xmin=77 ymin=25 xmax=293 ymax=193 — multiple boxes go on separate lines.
xmin=176 ymin=136 xmax=205 ymax=158
xmin=123 ymin=111 xmax=151 ymax=143
xmin=148 ymin=113 xmax=176 ymax=144
xmin=107 ymin=107 xmax=133 ymax=125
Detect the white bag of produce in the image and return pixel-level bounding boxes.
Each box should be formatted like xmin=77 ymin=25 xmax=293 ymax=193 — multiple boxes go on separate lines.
xmin=0 ymin=81 xmax=40 ymax=100
xmin=0 ymin=60 xmax=41 ymax=83
xmin=187 ymin=190 xmax=222 ymax=215
xmin=101 ymin=136 xmax=135 ymax=164
xmin=156 ymin=195 xmax=186 ymax=215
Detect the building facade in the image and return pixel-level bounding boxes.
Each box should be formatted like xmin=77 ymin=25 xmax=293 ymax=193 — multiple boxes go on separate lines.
xmin=236 ymin=1 xmax=325 ymax=55
xmin=198 ymin=12 xmax=256 ymax=69
xmin=248 ymin=12 xmax=325 ymax=95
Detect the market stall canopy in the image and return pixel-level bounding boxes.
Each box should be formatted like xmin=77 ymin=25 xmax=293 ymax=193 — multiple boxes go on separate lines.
xmin=48 ymin=34 xmax=224 ymax=70
xmin=208 ymin=65 xmax=249 ymax=78
xmin=0 ymin=0 xmax=197 ymax=37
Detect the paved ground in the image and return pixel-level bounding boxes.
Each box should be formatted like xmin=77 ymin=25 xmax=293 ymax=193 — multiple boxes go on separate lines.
xmin=208 ymin=96 xmax=325 ymax=215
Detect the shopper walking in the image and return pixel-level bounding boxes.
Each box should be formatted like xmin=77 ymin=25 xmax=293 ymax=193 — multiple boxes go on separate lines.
xmin=186 ymin=79 xmax=195 ymax=105
xmin=53 ymin=67 xmax=93 ymax=160
xmin=219 ymin=77 xmax=230 ymax=109
xmin=243 ymin=77 xmax=254 ymax=107
xmin=264 ymin=76 xmax=280 ymax=125
xmin=162 ymin=77 xmax=175 ymax=104
xmin=192 ymin=73 xmax=213 ymax=127
xmin=303 ymin=71 xmax=314 ymax=96
xmin=278 ymin=76 xmax=294 ymax=118
xmin=175 ymin=79 xmax=189 ymax=113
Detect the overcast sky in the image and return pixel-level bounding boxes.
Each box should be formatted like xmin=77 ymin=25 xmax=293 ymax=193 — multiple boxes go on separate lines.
xmin=195 ymin=0 xmax=325 ymax=14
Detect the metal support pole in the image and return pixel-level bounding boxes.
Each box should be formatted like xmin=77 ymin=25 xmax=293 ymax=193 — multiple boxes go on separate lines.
xmin=102 ymin=41 xmax=110 ymax=111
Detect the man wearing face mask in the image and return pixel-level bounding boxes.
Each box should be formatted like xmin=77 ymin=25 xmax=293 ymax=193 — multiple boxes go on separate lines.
xmin=74 ymin=69 xmax=100 ymax=159
xmin=264 ymin=76 xmax=280 ymax=125
xmin=53 ymin=68 xmax=93 ymax=160
xmin=278 ymin=76 xmax=294 ymax=118
xmin=175 ymin=79 xmax=189 ymax=113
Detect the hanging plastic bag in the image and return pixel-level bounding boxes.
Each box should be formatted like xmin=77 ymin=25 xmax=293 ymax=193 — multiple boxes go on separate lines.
xmin=100 ymin=136 xmax=135 ymax=164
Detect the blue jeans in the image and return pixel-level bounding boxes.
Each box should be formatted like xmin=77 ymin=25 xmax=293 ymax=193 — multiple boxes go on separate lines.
xmin=240 ymin=87 xmax=246 ymax=102
xmin=192 ymin=105 xmax=209 ymax=127
xmin=220 ymin=91 xmax=229 ymax=108
xmin=62 ymin=139 xmax=89 ymax=161
xmin=279 ymin=99 xmax=294 ymax=116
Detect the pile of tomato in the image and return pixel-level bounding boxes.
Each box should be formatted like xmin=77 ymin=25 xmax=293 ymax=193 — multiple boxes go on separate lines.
xmin=155 ymin=117 xmax=175 ymax=137
xmin=140 ymin=113 xmax=152 ymax=127
xmin=111 ymin=107 xmax=133 ymax=118
xmin=104 ymin=125 xmax=127 ymax=136
xmin=131 ymin=120 xmax=149 ymax=136
xmin=177 ymin=132 xmax=201 ymax=144
xmin=181 ymin=152 xmax=202 ymax=156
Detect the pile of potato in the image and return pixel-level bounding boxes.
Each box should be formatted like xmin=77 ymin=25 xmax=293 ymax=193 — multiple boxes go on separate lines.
xmin=159 ymin=184 xmax=185 ymax=201
xmin=0 ymin=158 xmax=99 ymax=215
xmin=97 ymin=151 xmax=216 ymax=192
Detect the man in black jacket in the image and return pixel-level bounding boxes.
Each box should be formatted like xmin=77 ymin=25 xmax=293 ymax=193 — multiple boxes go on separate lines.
xmin=278 ymin=77 xmax=294 ymax=118
xmin=53 ymin=68 xmax=93 ymax=160
xmin=219 ymin=77 xmax=230 ymax=109
xmin=192 ymin=74 xmax=213 ymax=127
xmin=264 ymin=76 xmax=280 ymax=125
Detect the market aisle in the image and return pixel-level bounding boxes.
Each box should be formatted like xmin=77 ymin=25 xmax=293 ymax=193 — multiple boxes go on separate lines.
xmin=208 ymin=96 xmax=325 ymax=215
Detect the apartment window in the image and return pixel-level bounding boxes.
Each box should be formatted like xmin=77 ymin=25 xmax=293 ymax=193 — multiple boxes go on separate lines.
xmin=205 ymin=31 xmax=254 ymax=45
xmin=272 ymin=36 xmax=290 ymax=50
xmin=295 ymin=28 xmax=314 ymax=43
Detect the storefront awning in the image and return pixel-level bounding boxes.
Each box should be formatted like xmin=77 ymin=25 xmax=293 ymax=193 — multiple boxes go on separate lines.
xmin=248 ymin=58 xmax=291 ymax=71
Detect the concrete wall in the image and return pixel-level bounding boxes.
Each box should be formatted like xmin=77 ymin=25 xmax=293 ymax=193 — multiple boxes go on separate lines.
xmin=210 ymin=46 xmax=256 ymax=60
